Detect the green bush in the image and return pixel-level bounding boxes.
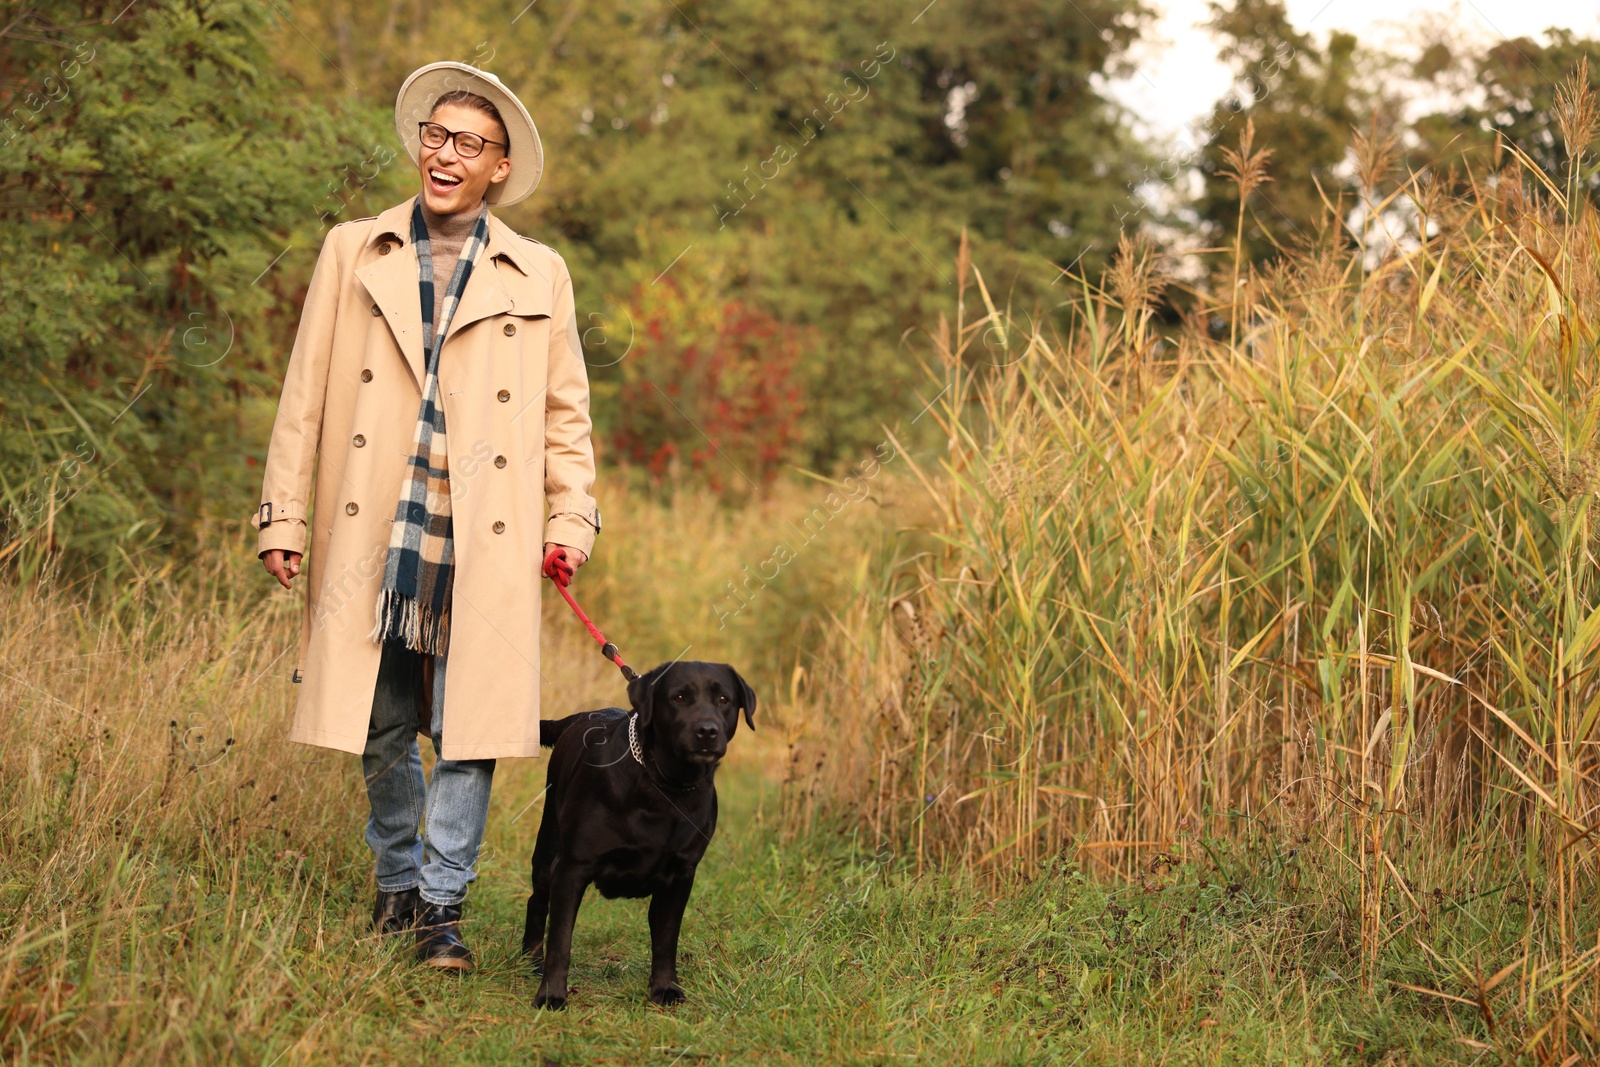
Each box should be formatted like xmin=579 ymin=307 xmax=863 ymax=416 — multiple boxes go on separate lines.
xmin=0 ymin=0 xmax=399 ymax=582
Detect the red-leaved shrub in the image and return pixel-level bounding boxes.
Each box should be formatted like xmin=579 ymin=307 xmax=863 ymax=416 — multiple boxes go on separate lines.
xmin=609 ymin=278 xmax=808 ymax=494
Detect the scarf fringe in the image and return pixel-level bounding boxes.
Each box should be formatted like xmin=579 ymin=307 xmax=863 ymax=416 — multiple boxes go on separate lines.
xmin=371 ymin=588 xmax=451 ymax=655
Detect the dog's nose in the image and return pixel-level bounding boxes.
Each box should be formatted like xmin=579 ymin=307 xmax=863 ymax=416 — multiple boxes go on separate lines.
xmin=693 ymin=722 xmax=721 ymax=744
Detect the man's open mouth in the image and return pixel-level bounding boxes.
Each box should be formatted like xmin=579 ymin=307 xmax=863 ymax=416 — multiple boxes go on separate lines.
xmin=429 ymin=169 xmax=463 ymax=190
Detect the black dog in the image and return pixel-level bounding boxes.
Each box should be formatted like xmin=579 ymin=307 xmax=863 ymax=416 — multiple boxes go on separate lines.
xmin=523 ymin=660 xmax=756 ymax=1009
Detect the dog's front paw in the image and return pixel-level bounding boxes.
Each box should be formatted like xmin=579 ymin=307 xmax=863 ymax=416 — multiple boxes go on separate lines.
xmin=534 ymin=989 xmax=567 ymax=1011
xmin=648 ymin=984 xmax=686 ymax=1007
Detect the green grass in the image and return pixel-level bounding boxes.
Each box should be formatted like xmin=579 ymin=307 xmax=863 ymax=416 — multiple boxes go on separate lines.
xmin=4 ymin=733 xmax=1524 ymax=1066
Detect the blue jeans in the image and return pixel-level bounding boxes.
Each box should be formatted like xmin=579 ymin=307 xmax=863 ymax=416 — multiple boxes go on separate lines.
xmin=362 ymin=639 xmax=496 ymax=906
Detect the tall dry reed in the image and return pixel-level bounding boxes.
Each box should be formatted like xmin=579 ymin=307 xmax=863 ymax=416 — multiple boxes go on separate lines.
xmin=788 ymin=63 xmax=1600 ymax=1060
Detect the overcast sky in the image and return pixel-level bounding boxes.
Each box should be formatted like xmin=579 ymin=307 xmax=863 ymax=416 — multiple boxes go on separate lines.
xmin=1104 ymin=0 xmax=1600 ymax=144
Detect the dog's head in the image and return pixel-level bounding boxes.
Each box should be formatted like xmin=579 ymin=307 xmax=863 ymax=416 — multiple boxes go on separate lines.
xmin=628 ymin=660 xmax=756 ymax=765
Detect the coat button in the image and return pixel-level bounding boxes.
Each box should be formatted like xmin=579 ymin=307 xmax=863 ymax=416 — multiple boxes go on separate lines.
xmin=353 ymin=434 xmax=366 ymax=447
xmin=346 ymin=502 xmax=359 ymax=515
xmin=494 ymin=455 xmax=506 ymax=468
xmin=371 ymin=304 xmax=382 ymax=316
xmin=492 ymin=520 xmax=506 ymax=534
xmin=379 ymin=243 xmax=391 ymax=255
xmin=503 ymin=322 xmax=516 ymax=336
xmin=361 ymin=369 xmax=373 ymax=382
xmin=497 ymin=389 xmax=510 ymax=403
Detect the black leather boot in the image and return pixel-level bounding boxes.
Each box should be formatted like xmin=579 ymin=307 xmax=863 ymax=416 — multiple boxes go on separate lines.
xmin=372 ymin=886 xmax=419 ymax=937
xmin=416 ymin=900 xmax=475 ymax=972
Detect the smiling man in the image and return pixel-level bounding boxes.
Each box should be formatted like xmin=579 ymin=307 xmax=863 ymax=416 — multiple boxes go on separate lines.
xmin=253 ymin=62 xmax=601 ymax=972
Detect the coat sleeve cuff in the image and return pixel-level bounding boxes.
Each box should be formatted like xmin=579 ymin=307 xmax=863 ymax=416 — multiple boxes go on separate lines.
xmin=257 ymin=518 xmax=308 ymax=558
xmin=544 ymin=512 xmax=597 ymax=558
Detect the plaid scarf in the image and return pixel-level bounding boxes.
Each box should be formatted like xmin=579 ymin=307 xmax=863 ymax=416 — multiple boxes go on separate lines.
xmin=370 ymin=197 xmax=491 ymax=654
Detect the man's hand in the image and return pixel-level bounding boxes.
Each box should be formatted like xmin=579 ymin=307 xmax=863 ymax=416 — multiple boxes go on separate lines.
xmin=263 ymin=549 xmax=303 ymax=589
xmin=544 ymin=543 xmax=587 ymax=568
xmin=542 ymin=542 xmax=588 ymax=588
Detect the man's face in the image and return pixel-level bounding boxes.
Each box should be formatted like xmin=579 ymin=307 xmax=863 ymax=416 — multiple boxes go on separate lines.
xmin=418 ymin=102 xmax=511 ymax=214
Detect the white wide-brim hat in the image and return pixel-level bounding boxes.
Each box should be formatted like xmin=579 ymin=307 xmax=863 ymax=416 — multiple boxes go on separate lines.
xmin=394 ymin=61 xmax=543 ymax=207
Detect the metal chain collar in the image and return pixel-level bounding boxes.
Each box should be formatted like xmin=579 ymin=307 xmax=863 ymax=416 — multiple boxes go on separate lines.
xmin=628 ymin=711 xmax=701 ymax=792
xmin=627 ymin=712 xmax=645 ymax=766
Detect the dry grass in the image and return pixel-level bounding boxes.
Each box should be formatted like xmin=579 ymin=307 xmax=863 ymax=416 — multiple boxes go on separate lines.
xmin=0 ymin=468 xmax=938 ymax=1062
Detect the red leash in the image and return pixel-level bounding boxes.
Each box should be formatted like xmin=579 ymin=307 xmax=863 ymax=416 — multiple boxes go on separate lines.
xmin=542 ymin=546 xmax=639 ymax=683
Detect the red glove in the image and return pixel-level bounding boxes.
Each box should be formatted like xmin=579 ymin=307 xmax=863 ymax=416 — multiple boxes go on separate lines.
xmin=542 ymin=545 xmax=574 ymax=589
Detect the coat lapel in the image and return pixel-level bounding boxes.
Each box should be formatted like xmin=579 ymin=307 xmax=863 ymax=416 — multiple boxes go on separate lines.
xmin=448 ymin=254 xmax=513 ymax=338
xmin=355 ymin=197 xmax=426 ymax=389
xmin=447 ymin=215 xmax=554 ymax=335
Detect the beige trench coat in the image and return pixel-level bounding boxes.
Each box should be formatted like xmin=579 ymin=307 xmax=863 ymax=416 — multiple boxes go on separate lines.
xmin=253 ymin=194 xmax=600 ymax=760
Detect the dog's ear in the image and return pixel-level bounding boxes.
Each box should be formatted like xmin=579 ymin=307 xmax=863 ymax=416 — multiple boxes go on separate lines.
xmin=728 ymin=666 xmax=756 ymax=731
xmin=629 ymin=662 xmax=668 ymax=728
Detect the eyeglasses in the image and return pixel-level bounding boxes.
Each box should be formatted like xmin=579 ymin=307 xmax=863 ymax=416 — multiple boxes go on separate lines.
xmin=417 ymin=121 xmax=508 ymax=159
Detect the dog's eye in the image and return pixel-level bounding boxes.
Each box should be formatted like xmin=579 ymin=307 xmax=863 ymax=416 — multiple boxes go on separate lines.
xmin=717 ymin=694 xmax=729 ymax=704
xmin=672 ymin=691 xmax=689 ymax=702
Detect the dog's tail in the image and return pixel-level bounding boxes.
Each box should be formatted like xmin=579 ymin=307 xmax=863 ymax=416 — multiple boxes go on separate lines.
xmin=539 ymin=709 xmax=624 ymax=748
xmin=538 ymin=715 xmax=579 ymax=748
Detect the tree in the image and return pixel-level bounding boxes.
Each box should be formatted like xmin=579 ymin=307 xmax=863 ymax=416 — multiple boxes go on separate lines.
xmin=1407 ymin=27 xmax=1600 ymax=201
xmin=1195 ymin=0 xmax=1369 ymax=266
xmin=273 ymin=0 xmax=1159 ymax=474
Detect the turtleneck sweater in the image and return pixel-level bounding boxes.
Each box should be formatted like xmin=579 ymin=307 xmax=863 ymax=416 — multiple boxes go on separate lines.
xmin=419 ymin=198 xmax=482 ymax=329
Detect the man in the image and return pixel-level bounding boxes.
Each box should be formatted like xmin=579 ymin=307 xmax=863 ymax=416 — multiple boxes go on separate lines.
xmin=254 ymin=62 xmax=601 ymax=973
